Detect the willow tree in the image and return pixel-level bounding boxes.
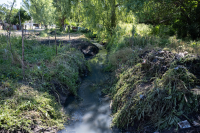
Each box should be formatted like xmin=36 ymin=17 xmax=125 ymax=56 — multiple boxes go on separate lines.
xmin=23 ymin=0 xmax=55 ymax=28
xmin=78 ymin=0 xmax=129 ymax=38
xmin=53 ymin=0 xmax=80 ymax=29
xmin=125 ymin=0 xmax=200 ymax=39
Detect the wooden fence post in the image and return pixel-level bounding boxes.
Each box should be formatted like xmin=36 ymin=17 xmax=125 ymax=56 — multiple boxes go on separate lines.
xmin=22 ymin=25 xmax=25 ymax=78
xmin=48 ymin=35 xmax=50 ymax=46
xmin=25 ymin=25 xmax=26 ymax=35
xmin=55 ymin=29 xmax=57 ymax=55
xmin=68 ymin=26 xmax=70 ymax=42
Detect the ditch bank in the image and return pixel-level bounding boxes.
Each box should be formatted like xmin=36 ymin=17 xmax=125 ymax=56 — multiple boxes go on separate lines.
xmin=108 ymin=48 xmax=200 ymax=133
xmin=58 ymin=41 xmax=121 ymax=133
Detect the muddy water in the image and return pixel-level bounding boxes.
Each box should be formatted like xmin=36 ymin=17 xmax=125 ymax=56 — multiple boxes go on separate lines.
xmin=58 ymin=45 xmax=120 ymax=133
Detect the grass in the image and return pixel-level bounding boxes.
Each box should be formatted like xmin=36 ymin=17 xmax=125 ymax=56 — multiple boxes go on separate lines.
xmin=0 ymin=34 xmax=88 ymax=132
xmin=0 ymin=82 xmax=66 ymax=132
xmin=109 ymin=55 xmax=200 ymax=131
xmin=102 ymin=22 xmax=200 ymax=131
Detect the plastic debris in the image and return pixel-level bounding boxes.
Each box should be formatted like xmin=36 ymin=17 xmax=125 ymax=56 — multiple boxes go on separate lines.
xmin=178 ymin=120 xmax=191 ymax=129
xmin=142 ymin=59 xmax=146 ymax=64
xmin=140 ymin=95 xmax=145 ymax=99
xmin=174 ymin=65 xmax=185 ymax=70
xmin=193 ymin=121 xmax=200 ymax=126
xmin=155 ymin=56 xmax=164 ymax=60
xmin=176 ymin=51 xmax=189 ymax=59
xmin=158 ymin=50 xmax=165 ymax=54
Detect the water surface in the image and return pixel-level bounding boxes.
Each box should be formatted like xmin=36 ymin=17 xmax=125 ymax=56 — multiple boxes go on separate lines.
xmin=58 ymin=46 xmax=120 ymax=133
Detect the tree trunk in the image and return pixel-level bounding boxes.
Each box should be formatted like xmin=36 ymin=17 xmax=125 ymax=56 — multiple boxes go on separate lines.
xmin=110 ymin=0 xmax=116 ymax=35
xmin=19 ymin=11 xmax=21 ymax=30
xmin=68 ymin=26 xmax=70 ymax=41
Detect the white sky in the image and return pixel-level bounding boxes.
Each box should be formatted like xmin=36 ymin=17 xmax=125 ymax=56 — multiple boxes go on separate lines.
xmin=0 ymin=0 xmax=22 ymax=9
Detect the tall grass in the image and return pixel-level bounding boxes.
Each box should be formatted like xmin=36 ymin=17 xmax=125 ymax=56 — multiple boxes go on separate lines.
xmin=104 ymin=22 xmax=200 ymax=131
xmin=0 ymin=34 xmax=88 ymax=131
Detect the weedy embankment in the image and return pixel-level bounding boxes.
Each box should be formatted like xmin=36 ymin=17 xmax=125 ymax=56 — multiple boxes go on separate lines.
xmin=0 ymin=34 xmax=89 ymax=132
xmin=101 ymin=23 xmax=200 ymax=132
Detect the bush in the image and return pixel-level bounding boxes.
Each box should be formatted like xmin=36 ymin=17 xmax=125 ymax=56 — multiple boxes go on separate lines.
xmin=39 ymin=31 xmax=48 ymax=37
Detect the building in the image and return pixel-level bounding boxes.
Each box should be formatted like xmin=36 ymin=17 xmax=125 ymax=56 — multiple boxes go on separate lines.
xmin=24 ymin=18 xmax=39 ymax=29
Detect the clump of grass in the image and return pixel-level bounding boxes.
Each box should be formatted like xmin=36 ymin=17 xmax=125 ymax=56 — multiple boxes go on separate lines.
xmin=111 ymin=64 xmax=200 ymax=130
xmin=108 ymin=47 xmax=140 ymax=70
xmin=109 ymin=49 xmax=200 ymax=131
xmin=39 ymin=31 xmax=48 ymax=37
xmin=0 ymin=81 xmax=66 ymax=132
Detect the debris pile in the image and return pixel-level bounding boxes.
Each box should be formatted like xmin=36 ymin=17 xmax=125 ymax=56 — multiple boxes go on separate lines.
xmin=111 ymin=49 xmax=200 ymax=131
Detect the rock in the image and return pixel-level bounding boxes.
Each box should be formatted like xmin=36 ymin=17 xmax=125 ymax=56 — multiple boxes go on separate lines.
xmin=81 ymin=45 xmax=99 ymax=57
xmin=71 ymin=40 xmax=99 ymax=58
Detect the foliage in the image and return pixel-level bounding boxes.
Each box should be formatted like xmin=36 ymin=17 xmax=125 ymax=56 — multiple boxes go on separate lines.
xmin=126 ymin=0 xmax=200 ymax=39
xmin=110 ymin=55 xmax=200 ymax=130
xmin=0 ymin=4 xmax=9 ymax=23
xmin=0 ymin=82 xmax=66 ymax=132
xmin=23 ymin=0 xmax=55 ymax=27
xmin=11 ymin=8 xmax=31 ymax=25
xmin=0 ymin=34 xmax=88 ymax=131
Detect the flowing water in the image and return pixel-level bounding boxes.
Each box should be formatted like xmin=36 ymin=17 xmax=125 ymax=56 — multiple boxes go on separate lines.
xmin=58 ymin=45 xmax=120 ymax=133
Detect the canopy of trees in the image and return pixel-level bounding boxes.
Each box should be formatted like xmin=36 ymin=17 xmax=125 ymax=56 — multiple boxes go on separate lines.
xmin=23 ymin=0 xmax=55 ymax=27
xmin=21 ymin=0 xmax=199 ymax=39
xmin=0 ymin=4 xmax=30 ymax=25
xmin=11 ymin=8 xmax=31 ymax=24
xmin=125 ymin=0 xmax=200 ymax=39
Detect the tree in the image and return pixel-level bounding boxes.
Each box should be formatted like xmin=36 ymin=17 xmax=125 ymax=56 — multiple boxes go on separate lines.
xmin=23 ymin=0 xmax=55 ymax=28
xmin=78 ymin=0 xmax=129 ymax=37
xmin=125 ymin=0 xmax=200 ymax=39
xmin=0 ymin=4 xmax=9 ymax=25
xmin=52 ymin=0 xmax=80 ymax=30
xmin=11 ymin=8 xmax=31 ymax=25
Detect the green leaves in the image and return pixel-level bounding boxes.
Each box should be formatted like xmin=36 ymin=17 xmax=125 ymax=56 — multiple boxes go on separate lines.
xmin=23 ymin=0 xmax=55 ymax=26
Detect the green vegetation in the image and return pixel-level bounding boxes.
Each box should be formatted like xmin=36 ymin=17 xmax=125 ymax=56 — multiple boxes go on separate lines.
xmin=0 ymin=34 xmax=88 ymax=131
xmin=0 ymin=82 xmax=66 ymax=132
xmin=1 ymin=0 xmax=200 ymax=132
xmin=103 ymin=23 xmax=200 ymax=131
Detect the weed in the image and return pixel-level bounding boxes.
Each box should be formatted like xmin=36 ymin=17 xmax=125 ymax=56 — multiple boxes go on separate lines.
xmin=0 ymin=82 xmax=66 ymax=132
xmin=0 ymin=34 xmax=87 ymax=131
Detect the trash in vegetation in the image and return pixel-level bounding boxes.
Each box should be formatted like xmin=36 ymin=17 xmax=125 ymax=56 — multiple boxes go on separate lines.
xmin=141 ymin=59 xmax=146 ymax=64
xmin=174 ymin=65 xmax=185 ymax=70
xmin=155 ymin=56 xmax=164 ymax=60
xmin=193 ymin=121 xmax=200 ymax=126
xmin=175 ymin=51 xmax=189 ymax=59
xmin=111 ymin=49 xmax=200 ymax=130
xmin=139 ymin=95 xmax=145 ymax=99
xmin=178 ymin=120 xmax=191 ymax=129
